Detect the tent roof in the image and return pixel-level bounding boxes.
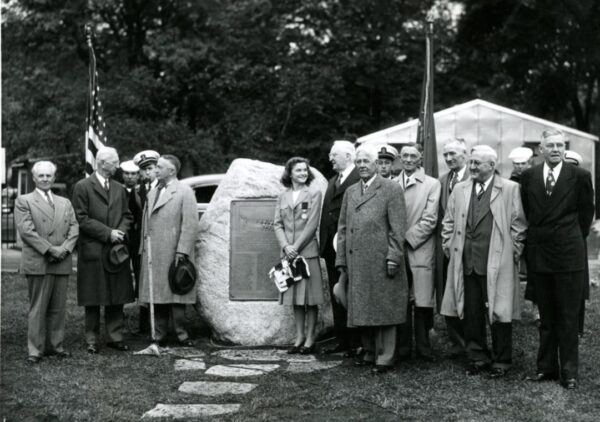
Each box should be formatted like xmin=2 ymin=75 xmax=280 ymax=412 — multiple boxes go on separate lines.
xmin=358 ymin=99 xmax=598 ymax=143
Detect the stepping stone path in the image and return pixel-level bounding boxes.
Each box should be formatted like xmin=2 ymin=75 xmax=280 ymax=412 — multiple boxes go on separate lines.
xmin=142 ymin=346 xmax=342 ymax=419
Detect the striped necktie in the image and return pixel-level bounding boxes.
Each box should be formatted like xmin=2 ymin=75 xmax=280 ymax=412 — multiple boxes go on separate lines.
xmin=44 ymin=191 xmax=54 ymax=209
xmin=546 ymin=168 xmax=555 ymax=196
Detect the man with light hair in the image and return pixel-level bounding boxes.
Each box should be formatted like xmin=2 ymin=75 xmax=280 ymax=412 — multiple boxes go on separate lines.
xmin=320 ymin=140 xmax=361 ymax=355
xmin=442 ymin=144 xmax=527 ymax=378
xmin=72 ymin=146 xmax=134 ymax=354
xmin=521 ymin=129 xmax=594 ymax=389
xmin=15 ymin=161 xmax=79 ymax=364
xmin=436 ymin=137 xmax=470 ymax=358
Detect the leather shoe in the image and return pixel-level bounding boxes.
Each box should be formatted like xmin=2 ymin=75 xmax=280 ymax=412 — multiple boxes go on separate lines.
xmin=526 ymin=372 xmax=558 ymax=382
xmin=106 ymin=341 xmax=129 ymax=352
xmin=562 ymin=378 xmax=577 ymax=390
xmin=299 ymin=344 xmax=316 ymax=355
xmin=487 ymin=367 xmax=508 ymax=379
xmin=466 ymin=362 xmax=489 ymax=376
xmin=87 ymin=344 xmax=99 ymax=354
xmin=322 ymin=344 xmax=348 ymax=354
xmin=177 ymin=339 xmax=195 ymax=347
xmin=26 ymin=356 xmax=41 ymax=364
xmin=287 ymin=345 xmax=302 ymax=354
xmin=353 ymin=357 xmax=375 ymax=367
xmin=54 ymin=350 xmax=72 ymax=359
xmin=371 ymin=365 xmax=392 ymax=375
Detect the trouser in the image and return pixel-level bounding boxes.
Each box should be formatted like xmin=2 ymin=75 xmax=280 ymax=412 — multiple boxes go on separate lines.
xmin=26 ymin=274 xmax=68 ymax=357
xmin=323 ymin=246 xmax=359 ymax=349
xmin=440 ymin=254 xmax=466 ymax=351
xmin=578 ymin=298 xmax=585 ymax=334
xmin=534 ymin=271 xmax=583 ymax=380
xmin=85 ymin=305 xmax=125 ymax=345
xmin=361 ymin=325 xmax=397 ymax=366
xmin=153 ymin=303 xmax=189 ymax=342
xmin=464 ymin=273 xmax=512 ymax=369
xmin=130 ymin=253 xmax=149 ymax=333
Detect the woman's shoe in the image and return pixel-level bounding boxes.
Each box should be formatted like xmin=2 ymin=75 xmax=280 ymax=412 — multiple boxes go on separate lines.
xmin=287 ymin=345 xmax=303 ymax=354
xmin=299 ymin=344 xmax=316 ymax=355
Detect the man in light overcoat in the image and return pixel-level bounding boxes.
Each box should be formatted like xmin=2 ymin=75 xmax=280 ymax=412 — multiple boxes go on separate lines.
xmin=435 ymin=138 xmax=470 ymax=357
xmin=15 ymin=161 xmax=79 ymax=364
xmin=442 ymin=145 xmax=527 ymax=378
xmin=139 ymin=155 xmax=198 ymax=346
xmin=72 ymin=147 xmax=134 ymax=354
xmin=395 ymin=144 xmax=441 ymax=362
xmin=336 ymin=144 xmax=408 ymax=374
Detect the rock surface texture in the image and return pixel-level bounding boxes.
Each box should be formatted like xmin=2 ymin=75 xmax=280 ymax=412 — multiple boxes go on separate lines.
xmin=196 ymin=159 xmax=331 ymax=345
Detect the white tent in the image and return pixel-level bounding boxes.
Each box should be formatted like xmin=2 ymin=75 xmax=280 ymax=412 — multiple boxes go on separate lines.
xmin=357 ymin=99 xmax=598 ymax=179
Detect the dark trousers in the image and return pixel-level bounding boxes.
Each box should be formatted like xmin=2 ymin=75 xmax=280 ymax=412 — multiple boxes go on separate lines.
xmin=464 ymin=273 xmax=512 ymax=369
xmin=153 ymin=304 xmax=189 ymax=342
xmin=397 ymin=262 xmax=433 ymax=358
xmin=441 ymin=254 xmax=466 ymax=352
xmin=85 ymin=305 xmax=125 ymax=345
xmin=533 ymin=271 xmax=583 ymax=380
xmin=131 ymin=253 xmax=150 ymax=334
xmin=323 ymin=246 xmax=359 ymax=349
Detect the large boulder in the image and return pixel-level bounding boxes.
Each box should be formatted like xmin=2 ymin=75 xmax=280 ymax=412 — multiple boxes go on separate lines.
xmin=196 ymin=158 xmax=332 ymax=345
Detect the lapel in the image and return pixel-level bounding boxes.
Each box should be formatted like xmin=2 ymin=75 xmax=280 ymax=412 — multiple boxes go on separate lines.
xmin=32 ymin=190 xmax=55 ymax=221
xmin=461 ymin=181 xmax=472 ymax=221
xmin=474 ymin=178 xmax=493 ymax=228
xmin=49 ymin=195 xmax=66 ymax=236
xmin=153 ymin=180 xmax=177 ymax=213
xmin=403 ymin=168 xmax=424 ymax=191
xmin=91 ymin=173 xmax=109 ymax=203
xmin=334 ymin=166 xmax=359 ymax=198
xmin=486 ymin=177 xmax=504 ymax=234
xmin=354 ymin=175 xmax=380 ymax=209
xmin=107 ymin=179 xmax=121 ymax=207
xmin=293 ymin=186 xmax=310 ymax=209
xmin=539 ymin=162 xmax=575 ymax=220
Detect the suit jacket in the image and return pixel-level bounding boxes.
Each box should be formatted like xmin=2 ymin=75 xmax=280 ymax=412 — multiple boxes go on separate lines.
xmin=274 ymin=185 xmax=322 ymax=259
xmin=335 ymin=175 xmax=408 ymax=327
xmin=128 ymin=186 xmax=143 ymax=255
xmin=434 ymin=167 xmax=470 ymax=311
xmin=139 ymin=180 xmax=198 ymax=304
xmin=520 ymin=162 xmax=594 ymax=273
xmin=441 ymin=176 xmax=527 ymax=323
xmin=72 ymin=173 xmax=134 ymax=306
xmin=319 ymin=167 xmax=360 ymax=256
xmin=395 ymin=168 xmax=441 ymax=308
xmin=15 ymin=191 xmax=79 ymax=275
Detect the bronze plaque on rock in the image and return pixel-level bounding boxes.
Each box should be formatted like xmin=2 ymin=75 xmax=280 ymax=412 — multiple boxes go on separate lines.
xmin=229 ymin=199 xmax=280 ymax=301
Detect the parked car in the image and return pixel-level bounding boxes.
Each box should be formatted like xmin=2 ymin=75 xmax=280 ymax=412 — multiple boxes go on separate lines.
xmin=180 ymin=174 xmax=224 ymax=219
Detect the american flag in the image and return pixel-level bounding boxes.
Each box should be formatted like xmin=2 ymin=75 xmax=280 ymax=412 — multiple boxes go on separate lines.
xmin=85 ymin=30 xmax=107 ymax=176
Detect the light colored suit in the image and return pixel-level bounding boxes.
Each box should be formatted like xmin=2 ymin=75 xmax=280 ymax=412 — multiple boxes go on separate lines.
xmin=15 ymin=190 xmax=78 ymax=357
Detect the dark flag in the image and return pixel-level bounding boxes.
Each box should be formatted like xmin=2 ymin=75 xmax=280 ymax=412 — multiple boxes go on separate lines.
xmin=416 ymin=20 xmax=438 ymax=178
xmin=84 ymin=26 xmax=107 ymax=176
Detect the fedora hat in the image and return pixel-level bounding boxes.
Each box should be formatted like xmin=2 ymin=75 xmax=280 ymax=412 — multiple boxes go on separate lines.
xmin=332 ymin=271 xmax=348 ymax=309
xmin=169 ymin=255 xmax=197 ymax=295
xmin=102 ymin=244 xmax=130 ymax=273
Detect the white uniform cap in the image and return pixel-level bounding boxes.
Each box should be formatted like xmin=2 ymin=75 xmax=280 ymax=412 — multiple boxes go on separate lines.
xmin=133 ymin=150 xmax=160 ymax=168
xmin=377 ymin=144 xmax=398 ymax=160
xmin=120 ymin=160 xmax=139 ymax=173
xmin=564 ymin=150 xmax=583 ymax=166
xmin=508 ymin=147 xmax=533 ymax=163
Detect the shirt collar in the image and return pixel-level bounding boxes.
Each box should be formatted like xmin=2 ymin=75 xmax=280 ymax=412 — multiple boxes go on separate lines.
xmin=339 ymin=164 xmax=355 ymax=184
xmin=362 ymin=174 xmax=377 ymax=189
xmin=36 ymin=188 xmax=53 ymax=201
xmin=455 ymin=165 xmax=467 ymax=181
xmin=95 ymin=172 xmax=108 ymax=186
xmin=544 ymin=161 xmax=563 ymax=180
xmin=476 ymin=174 xmax=494 ymax=191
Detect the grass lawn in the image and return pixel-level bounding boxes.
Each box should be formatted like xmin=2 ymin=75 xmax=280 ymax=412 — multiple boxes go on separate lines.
xmin=1 ymin=270 xmax=600 ymax=421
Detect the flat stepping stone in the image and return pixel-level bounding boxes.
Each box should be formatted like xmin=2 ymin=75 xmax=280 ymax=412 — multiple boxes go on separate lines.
xmin=212 ymin=348 xmax=316 ymax=362
xmin=166 ymin=347 xmax=206 ymax=359
xmin=174 ymin=358 xmax=206 ymax=371
xmin=205 ymin=364 xmax=280 ymax=377
xmin=179 ymin=381 xmax=258 ymax=396
xmin=142 ymin=404 xmax=240 ymax=419
xmin=286 ymin=360 xmax=342 ymax=373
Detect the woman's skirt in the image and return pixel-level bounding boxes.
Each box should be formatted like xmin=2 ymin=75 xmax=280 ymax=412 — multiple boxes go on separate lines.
xmin=279 ymin=257 xmax=324 ymax=306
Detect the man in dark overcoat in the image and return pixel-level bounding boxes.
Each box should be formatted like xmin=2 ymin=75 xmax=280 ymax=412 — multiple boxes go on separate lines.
xmin=72 ymin=147 xmax=134 ymax=354
xmin=319 ymin=140 xmax=361 ymax=355
xmin=521 ymin=129 xmax=594 ymax=390
xmin=336 ymin=144 xmax=408 ymax=374
xmin=435 ymin=138 xmax=470 ymax=357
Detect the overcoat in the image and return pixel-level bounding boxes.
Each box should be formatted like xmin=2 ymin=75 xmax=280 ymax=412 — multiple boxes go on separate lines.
xmin=335 ymin=175 xmax=408 ymax=327
xmin=395 ymin=168 xmax=441 ymax=308
xmin=138 ymin=180 xmax=198 ymax=304
xmin=434 ymin=168 xmax=470 ymax=311
xmin=15 ymin=191 xmax=79 ymax=275
xmin=274 ymin=185 xmax=322 ymax=258
xmin=441 ymin=176 xmax=527 ymax=323
xmin=72 ymin=174 xmax=134 ymax=306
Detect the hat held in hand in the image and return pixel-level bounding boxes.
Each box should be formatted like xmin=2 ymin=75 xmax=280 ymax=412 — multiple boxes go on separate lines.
xmin=103 ymin=244 xmax=130 ymax=273
xmin=169 ymin=255 xmax=197 ymax=295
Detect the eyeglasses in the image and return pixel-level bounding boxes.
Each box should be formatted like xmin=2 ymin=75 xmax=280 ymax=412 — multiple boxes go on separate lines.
xmin=468 ymin=159 xmax=492 ymax=167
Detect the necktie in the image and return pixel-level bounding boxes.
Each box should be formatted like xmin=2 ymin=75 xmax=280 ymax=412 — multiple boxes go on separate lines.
xmin=335 ymin=174 xmax=342 ymax=189
xmin=104 ymin=179 xmax=109 ymax=192
xmin=477 ymin=182 xmax=485 ymax=200
xmin=546 ymin=168 xmax=555 ymax=196
xmin=44 ymin=191 xmax=54 ymax=209
xmin=153 ymin=183 xmax=165 ymax=207
xmin=361 ymin=182 xmax=368 ymax=195
xmin=449 ymin=171 xmax=458 ymax=192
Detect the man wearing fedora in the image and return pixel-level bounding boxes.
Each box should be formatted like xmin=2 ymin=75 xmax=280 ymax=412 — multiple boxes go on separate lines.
xmin=72 ymin=147 xmax=134 ymax=354
xmin=139 ymin=154 xmax=198 ymax=346
xmin=15 ymin=161 xmax=79 ymax=364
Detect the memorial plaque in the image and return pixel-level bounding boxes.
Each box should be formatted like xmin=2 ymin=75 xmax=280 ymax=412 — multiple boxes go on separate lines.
xmin=230 ymin=199 xmax=281 ymax=300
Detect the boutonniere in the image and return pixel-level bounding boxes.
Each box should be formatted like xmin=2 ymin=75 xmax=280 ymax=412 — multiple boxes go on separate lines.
xmin=301 ymin=202 xmax=309 ymax=219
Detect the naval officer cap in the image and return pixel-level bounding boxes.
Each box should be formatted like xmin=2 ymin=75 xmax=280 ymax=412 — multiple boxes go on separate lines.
xmin=120 ymin=160 xmax=139 ymax=173
xmin=564 ymin=150 xmax=583 ymax=166
xmin=508 ymin=147 xmax=533 ymax=163
xmin=377 ymin=145 xmax=398 ymax=161
xmin=133 ymin=150 xmax=160 ymax=169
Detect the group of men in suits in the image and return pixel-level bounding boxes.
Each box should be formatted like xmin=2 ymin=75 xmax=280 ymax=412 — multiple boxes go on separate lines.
xmin=16 ymin=147 xmax=198 ymax=362
xmin=321 ymin=130 xmax=593 ymax=388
